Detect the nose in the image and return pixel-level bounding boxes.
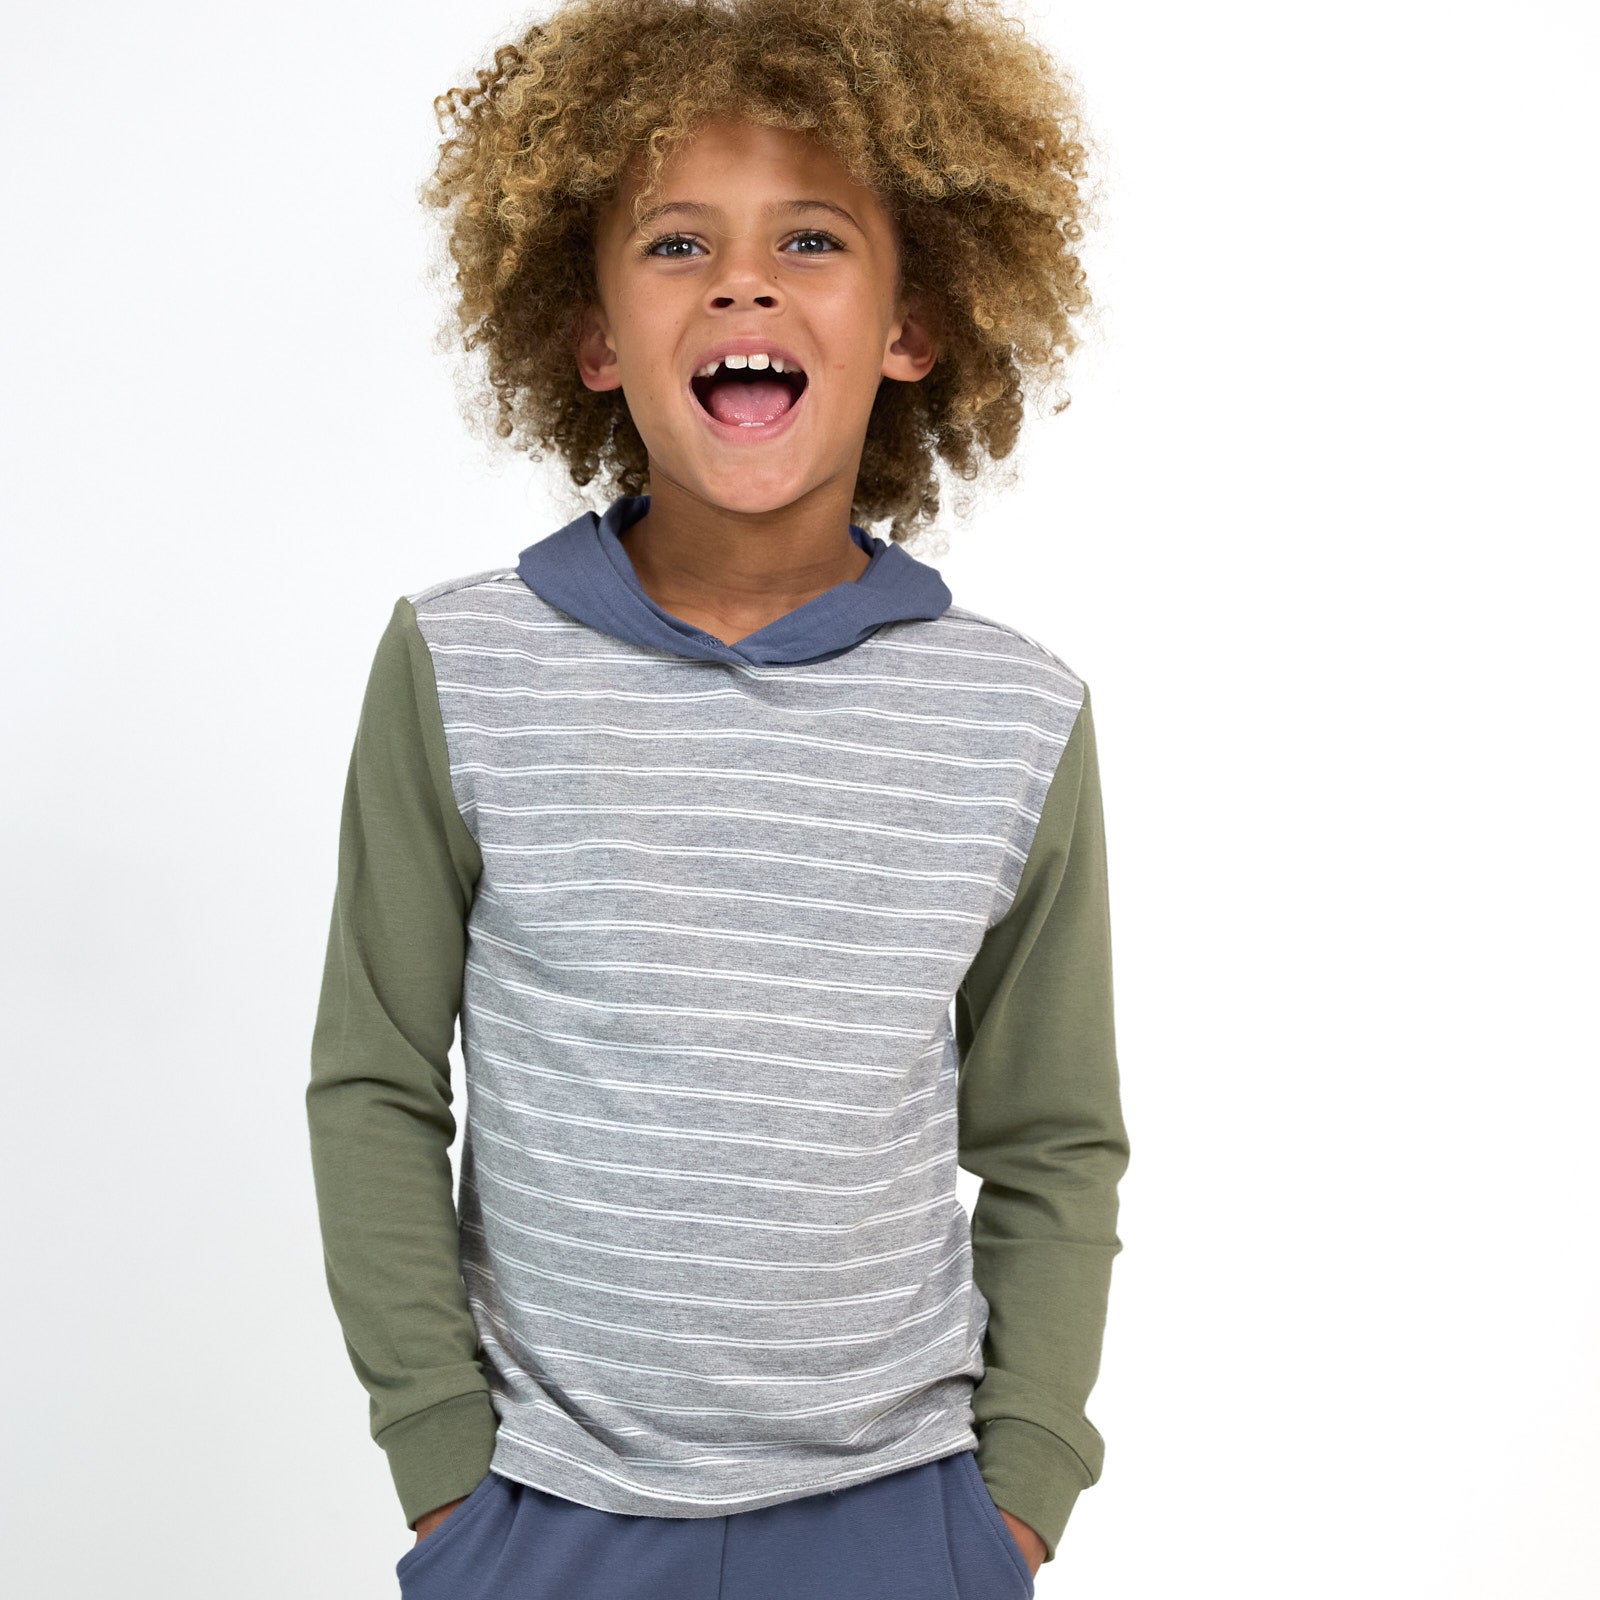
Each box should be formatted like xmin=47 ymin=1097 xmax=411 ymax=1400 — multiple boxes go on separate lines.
xmin=704 ymin=235 xmax=783 ymax=309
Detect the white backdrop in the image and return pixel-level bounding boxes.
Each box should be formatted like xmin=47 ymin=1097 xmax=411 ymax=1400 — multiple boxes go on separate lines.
xmin=2 ymin=3 xmax=1595 ymax=1596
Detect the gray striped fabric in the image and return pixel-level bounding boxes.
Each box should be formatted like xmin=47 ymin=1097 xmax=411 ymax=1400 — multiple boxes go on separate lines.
xmin=406 ymin=566 xmax=1087 ymax=1517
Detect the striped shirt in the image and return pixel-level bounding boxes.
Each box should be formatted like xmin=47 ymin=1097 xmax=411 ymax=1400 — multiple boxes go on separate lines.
xmin=307 ymin=500 xmax=1128 ymax=1560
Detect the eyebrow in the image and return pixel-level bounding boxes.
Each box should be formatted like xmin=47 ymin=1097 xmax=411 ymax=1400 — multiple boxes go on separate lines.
xmin=629 ymin=198 xmax=862 ymax=235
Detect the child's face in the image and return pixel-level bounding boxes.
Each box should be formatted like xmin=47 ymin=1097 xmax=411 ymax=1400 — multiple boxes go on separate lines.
xmin=579 ymin=117 xmax=936 ymax=517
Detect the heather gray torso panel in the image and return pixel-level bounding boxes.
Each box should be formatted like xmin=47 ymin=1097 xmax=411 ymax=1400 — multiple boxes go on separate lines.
xmin=407 ymin=569 xmax=1085 ymax=1517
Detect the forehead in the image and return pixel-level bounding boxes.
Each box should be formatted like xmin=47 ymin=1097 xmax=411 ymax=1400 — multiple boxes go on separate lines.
xmin=604 ymin=120 xmax=888 ymax=233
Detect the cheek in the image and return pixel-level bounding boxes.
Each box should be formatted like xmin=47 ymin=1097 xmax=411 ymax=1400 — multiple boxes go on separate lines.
xmin=818 ymin=349 xmax=885 ymax=403
xmin=618 ymin=353 xmax=684 ymax=418
xmin=819 ymin=306 xmax=894 ymax=391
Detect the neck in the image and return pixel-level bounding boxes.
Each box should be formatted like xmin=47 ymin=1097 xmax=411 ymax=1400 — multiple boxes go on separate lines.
xmin=619 ymin=478 xmax=870 ymax=645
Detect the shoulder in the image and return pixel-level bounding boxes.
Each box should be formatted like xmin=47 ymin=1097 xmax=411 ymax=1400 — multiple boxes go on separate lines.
xmin=403 ymin=566 xmax=525 ymax=614
xmin=879 ymin=603 xmax=1090 ymax=770
xmin=921 ymin=602 xmax=1089 ymax=703
xmin=398 ymin=568 xmax=555 ymax=651
xmin=356 ymin=570 xmax=543 ymax=688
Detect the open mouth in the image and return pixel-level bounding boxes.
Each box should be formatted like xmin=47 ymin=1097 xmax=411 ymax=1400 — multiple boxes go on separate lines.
xmin=690 ymin=361 xmax=810 ymax=428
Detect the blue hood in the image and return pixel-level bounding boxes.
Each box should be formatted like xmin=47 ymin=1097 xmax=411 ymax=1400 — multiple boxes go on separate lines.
xmin=515 ymin=494 xmax=952 ymax=667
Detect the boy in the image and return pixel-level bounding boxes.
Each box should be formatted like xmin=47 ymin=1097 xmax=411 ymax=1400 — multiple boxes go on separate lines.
xmin=306 ymin=1 xmax=1129 ymax=1594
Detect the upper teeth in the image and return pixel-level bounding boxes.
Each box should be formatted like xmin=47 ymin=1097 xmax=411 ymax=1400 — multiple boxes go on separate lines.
xmin=695 ymin=353 xmax=796 ymax=377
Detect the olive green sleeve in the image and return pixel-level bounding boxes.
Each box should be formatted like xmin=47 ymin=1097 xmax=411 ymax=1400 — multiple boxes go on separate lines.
xmin=956 ymin=684 xmax=1130 ymax=1564
xmin=305 ymin=596 xmax=499 ymax=1530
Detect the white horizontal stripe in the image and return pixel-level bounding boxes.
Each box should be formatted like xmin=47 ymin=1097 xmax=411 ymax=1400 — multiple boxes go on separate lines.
xmin=861 ymin=633 xmax=1083 ymax=684
xmin=436 ymin=668 xmax=737 ymax=702
xmin=469 ymin=958 xmax=952 ymax=1041
xmin=471 ymin=1198 xmax=958 ymax=1273
xmin=466 ymin=800 xmax=1031 ymax=862
xmin=422 ymin=629 xmax=696 ymax=665
xmin=427 ymin=593 xmax=1076 ymax=685
xmin=467 ymin=999 xmax=947 ymax=1085
xmin=474 ymin=1041 xmax=942 ymax=1119
xmin=464 ymin=1219 xmax=966 ymax=1310
xmin=471 ymin=1120 xmax=953 ymax=1197
xmin=939 ymin=607 xmax=1081 ymax=669
xmin=488 ymin=876 xmax=987 ymax=928
xmin=477 ymin=833 xmax=996 ymax=890
xmin=485 ymin=1317 xmax=980 ymax=1440
xmin=478 ymin=1160 xmax=958 ymax=1235
xmin=472 ymin=912 xmax=978 ymax=963
xmin=485 ymin=949 xmax=955 ymax=1005
xmin=451 ymin=758 xmax=1045 ymax=817
xmin=467 ymin=1292 xmax=972 ymax=1420
xmin=470 ymin=1080 xmax=957 ymax=1159
xmin=473 ymin=1312 xmax=979 ymax=1414
xmin=431 ymin=667 xmax=1069 ymax=740
xmin=465 ymin=1260 xmax=970 ymax=1350
xmin=433 ymin=646 xmax=1080 ymax=709
xmin=434 ymin=708 xmax=1062 ymax=781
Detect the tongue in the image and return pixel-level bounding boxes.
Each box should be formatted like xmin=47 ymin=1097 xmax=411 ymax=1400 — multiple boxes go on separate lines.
xmin=705 ymin=379 xmax=795 ymax=426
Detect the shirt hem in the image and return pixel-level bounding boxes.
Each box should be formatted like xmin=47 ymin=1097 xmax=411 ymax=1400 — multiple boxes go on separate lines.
xmin=487 ymin=1421 xmax=981 ymax=1521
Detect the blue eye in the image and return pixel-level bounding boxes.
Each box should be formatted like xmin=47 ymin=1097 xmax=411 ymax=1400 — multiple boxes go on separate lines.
xmin=644 ymin=234 xmax=702 ymax=259
xmin=640 ymin=229 xmax=845 ymax=259
xmin=785 ymin=230 xmax=845 ymax=253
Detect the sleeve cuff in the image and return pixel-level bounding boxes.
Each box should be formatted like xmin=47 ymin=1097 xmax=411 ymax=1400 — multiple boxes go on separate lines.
xmin=378 ymin=1390 xmax=500 ymax=1530
xmin=973 ymin=1416 xmax=1093 ymax=1565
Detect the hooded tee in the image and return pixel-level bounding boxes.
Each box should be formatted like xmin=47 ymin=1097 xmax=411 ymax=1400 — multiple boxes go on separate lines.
xmin=306 ymin=493 xmax=1129 ymax=1564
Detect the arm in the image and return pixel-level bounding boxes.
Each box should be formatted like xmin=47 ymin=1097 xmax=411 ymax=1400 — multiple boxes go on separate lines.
xmin=956 ymin=685 xmax=1130 ymax=1564
xmin=305 ymin=596 xmax=498 ymax=1530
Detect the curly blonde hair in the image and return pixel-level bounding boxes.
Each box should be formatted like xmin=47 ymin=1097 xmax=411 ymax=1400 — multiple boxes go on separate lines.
xmin=420 ymin=0 xmax=1105 ymax=543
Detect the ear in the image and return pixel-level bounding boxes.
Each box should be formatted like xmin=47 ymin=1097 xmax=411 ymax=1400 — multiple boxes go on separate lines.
xmin=575 ymin=304 xmax=623 ymax=393
xmin=883 ymin=294 xmax=940 ymax=385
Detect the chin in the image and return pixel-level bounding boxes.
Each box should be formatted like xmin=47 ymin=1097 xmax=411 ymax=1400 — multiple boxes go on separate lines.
xmin=653 ymin=453 xmax=826 ymax=516
xmin=695 ymin=477 xmax=814 ymax=515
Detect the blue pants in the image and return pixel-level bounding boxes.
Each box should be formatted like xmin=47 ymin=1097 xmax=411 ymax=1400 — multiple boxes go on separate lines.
xmin=395 ymin=1448 xmax=1035 ymax=1599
